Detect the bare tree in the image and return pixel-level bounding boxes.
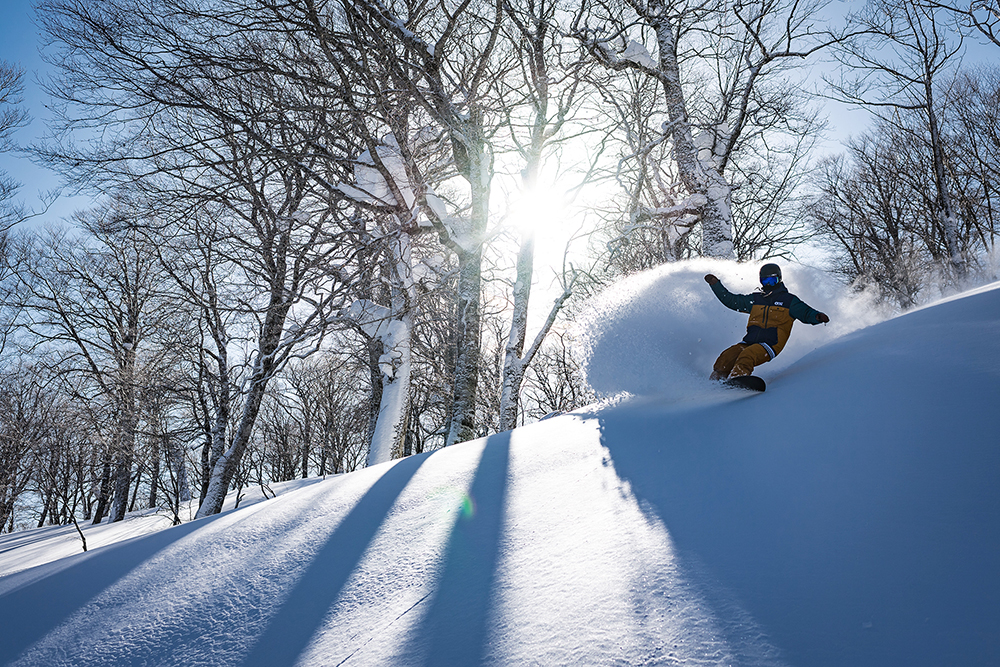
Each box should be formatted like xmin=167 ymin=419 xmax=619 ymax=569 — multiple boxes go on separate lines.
xmin=37 ymin=0 xmax=363 ymax=516
xmin=0 ymin=61 xmax=29 ymax=234
xmin=0 ymin=62 xmax=31 ymax=358
xmin=830 ymin=0 xmax=968 ymax=279
xmin=0 ymin=369 xmax=51 ymax=533
xmin=810 ymin=137 xmax=931 ymax=308
xmin=13 ymin=206 xmax=173 ymax=523
xmin=573 ymin=0 xmax=842 ymax=261
xmin=933 ymin=0 xmax=1000 ymax=48
xmin=572 ymin=0 xmax=735 ymax=257
xmin=283 ymin=353 xmax=370 ymax=476
xmin=138 ymin=365 xmax=192 ymax=525
xmin=522 ymin=330 xmax=595 ymax=420
xmin=943 ymin=67 xmax=1000 ymax=256
xmin=496 ymin=0 xmax=588 ymax=430
xmin=153 ymin=176 xmax=352 ymax=519
xmin=29 ymin=397 xmax=95 ymax=551
xmin=333 ymin=0 xmax=509 ymax=447
xmin=809 ymin=69 xmax=999 ymax=309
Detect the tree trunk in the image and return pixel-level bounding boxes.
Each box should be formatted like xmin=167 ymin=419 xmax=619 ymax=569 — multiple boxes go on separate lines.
xmin=499 ymin=231 xmax=534 ymax=431
xmin=651 ymin=16 xmax=734 ymax=258
xmin=924 ymin=78 xmax=966 ymax=278
xmin=108 ymin=411 xmax=137 ymax=522
xmin=196 ymin=296 xmax=292 ymax=518
xmin=199 ymin=437 xmax=210 ymax=505
xmin=366 ymin=320 xmax=412 ymax=465
xmin=196 ymin=378 xmax=270 ymax=518
xmin=147 ymin=437 xmax=160 ymax=509
xmin=445 ymin=136 xmax=490 ymax=446
xmin=165 ymin=432 xmax=190 ymax=503
xmin=91 ymin=454 xmax=113 ymax=524
xmin=109 ymin=336 xmax=139 ymax=523
xmin=299 ymin=419 xmax=311 ymax=480
xmin=366 ymin=233 xmax=415 ymax=465
xmin=37 ymin=490 xmax=53 ymax=528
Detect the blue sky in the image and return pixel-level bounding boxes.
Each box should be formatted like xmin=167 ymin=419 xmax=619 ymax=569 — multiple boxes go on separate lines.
xmin=0 ymin=0 xmax=88 ymax=223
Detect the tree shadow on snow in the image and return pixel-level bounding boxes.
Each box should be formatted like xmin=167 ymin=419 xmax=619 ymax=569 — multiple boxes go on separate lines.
xmin=241 ymin=452 xmax=428 ymax=667
xmin=410 ymin=431 xmax=511 ymax=667
xmin=590 ymin=386 xmax=1000 ymax=667
xmin=0 ymin=513 xmax=232 ymax=665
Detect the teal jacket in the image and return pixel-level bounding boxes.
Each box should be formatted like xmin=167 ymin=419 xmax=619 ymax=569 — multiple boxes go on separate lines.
xmin=711 ymin=281 xmax=824 ymax=358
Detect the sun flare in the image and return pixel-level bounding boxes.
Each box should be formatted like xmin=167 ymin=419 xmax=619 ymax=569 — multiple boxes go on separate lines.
xmin=507 ymin=183 xmax=572 ymax=236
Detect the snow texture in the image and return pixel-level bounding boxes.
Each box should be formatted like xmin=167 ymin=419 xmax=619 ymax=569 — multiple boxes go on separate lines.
xmin=599 ymin=36 xmax=659 ymax=70
xmin=619 ymin=39 xmax=658 ymax=69
xmin=1 ymin=263 xmax=998 ymax=667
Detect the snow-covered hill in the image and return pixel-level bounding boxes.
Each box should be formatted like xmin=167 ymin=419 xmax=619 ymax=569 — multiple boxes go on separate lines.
xmin=1 ymin=265 xmax=998 ymax=667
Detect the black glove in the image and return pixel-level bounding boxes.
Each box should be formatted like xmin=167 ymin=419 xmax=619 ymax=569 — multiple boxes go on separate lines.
xmin=704 ymin=274 xmax=719 ymax=285
xmin=816 ymin=312 xmax=829 ymax=323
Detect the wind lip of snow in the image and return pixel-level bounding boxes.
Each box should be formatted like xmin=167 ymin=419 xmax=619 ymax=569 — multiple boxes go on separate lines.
xmin=905 ymin=279 xmax=1000 ymax=313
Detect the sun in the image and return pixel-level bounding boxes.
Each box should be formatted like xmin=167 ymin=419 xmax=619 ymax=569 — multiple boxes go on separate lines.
xmin=506 ymin=180 xmax=573 ymax=237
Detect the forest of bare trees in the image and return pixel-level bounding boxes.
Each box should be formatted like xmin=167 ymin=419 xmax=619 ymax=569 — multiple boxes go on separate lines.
xmin=0 ymin=0 xmax=997 ymax=533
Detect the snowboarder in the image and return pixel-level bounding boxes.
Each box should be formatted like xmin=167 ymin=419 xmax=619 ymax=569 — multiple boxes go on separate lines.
xmin=705 ymin=263 xmax=829 ymax=382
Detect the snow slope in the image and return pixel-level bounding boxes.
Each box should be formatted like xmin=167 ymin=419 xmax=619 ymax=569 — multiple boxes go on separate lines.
xmin=1 ymin=267 xmax=998 ymax=667
xmin=0 ymin=479 xmax=328 ymax=580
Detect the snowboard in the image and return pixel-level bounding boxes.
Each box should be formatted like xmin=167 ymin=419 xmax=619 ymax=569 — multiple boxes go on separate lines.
xmin=723 ymin=375 xmax=766 ymax=392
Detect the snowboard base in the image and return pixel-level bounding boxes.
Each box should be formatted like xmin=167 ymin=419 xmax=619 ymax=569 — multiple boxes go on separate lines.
xmin=723 ymin=375 xmax=766 ymax=392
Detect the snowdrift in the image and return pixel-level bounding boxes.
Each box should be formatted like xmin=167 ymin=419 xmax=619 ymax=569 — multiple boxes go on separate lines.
xmin=1 ymin=276 xmax=998 ymax=667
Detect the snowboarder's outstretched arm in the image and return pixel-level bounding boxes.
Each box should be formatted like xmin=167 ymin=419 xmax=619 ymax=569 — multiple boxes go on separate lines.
xmin=704 ymin=274 xmax=752 ymax=313
xmin=789 ymin=296 xmax=830 ymax=325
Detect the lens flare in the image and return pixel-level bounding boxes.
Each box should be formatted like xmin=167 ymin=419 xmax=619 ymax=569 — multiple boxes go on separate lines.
xmin=460 ymin=493 xmax=476 ymax=519
xmin=429 ymin=484 xmax=477 ymax=520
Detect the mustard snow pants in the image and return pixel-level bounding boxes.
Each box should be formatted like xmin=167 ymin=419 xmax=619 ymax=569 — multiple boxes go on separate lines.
xmin=711 ymin=342 xmax=772 ymax=380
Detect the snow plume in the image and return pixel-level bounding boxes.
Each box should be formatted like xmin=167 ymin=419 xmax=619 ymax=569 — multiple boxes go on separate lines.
xmin=576 ymin=259 xmax=890 ymax=399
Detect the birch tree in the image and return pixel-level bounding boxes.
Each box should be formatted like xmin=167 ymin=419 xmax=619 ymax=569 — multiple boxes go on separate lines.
xmin=574 ymin=0 xmax=843 ymax=262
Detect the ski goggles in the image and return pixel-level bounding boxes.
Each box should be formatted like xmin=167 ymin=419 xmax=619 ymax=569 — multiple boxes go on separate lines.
xmin=761 ymin=275 xmax=780 ymax=287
